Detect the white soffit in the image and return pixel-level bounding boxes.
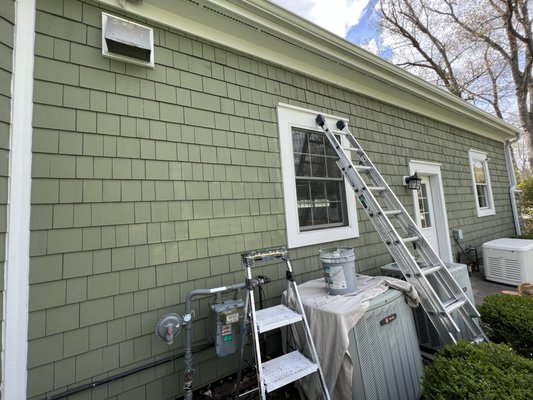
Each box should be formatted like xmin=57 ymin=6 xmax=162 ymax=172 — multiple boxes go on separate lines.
xmin=96 ymin=0 xmax=519 ymax=142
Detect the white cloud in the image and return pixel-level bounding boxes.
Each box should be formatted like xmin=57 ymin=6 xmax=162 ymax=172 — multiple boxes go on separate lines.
xmin=271 ymin=0 xmax=371 ymax=38
xmin=360 ymin=38 xmax=379 ymax=55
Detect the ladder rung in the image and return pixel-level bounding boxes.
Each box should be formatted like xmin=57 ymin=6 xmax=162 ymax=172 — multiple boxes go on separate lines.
xmin=420 ymin=265 xmax=441 ymax=276
xmin=316 ymin=115 xmax=487 ymax=346
xmin=343 ymin=146 xmax=363 ymax=154
xmin=367 ymin=186 xmax=387 ymax=192
xmin=402 ymin=236 xmax=419 ymax=244
xmin=262 ymin=351 xmax=318 ymax=393
xmin=383 ymin=210 xmax=402 ymax=216
xmin=443 ymin=299 xmax=466 ymax=314
xmin=255 ymin=304 xmax=302 ymax=333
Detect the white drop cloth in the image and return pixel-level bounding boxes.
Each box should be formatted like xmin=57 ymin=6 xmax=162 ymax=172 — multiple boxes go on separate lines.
xmin=283 ymin=275 xmax=418 ymax=400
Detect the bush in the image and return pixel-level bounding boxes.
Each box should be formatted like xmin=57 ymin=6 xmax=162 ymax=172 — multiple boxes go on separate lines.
xmin=478 ymin=294 xmax=533 ymax=358
xmin=515 ymin=231 xmax=533 ymax=239
xmin=517 ymin=175 xmax=533 ymax=213
xmin=422 ymin=341 xmax=533 ymax=400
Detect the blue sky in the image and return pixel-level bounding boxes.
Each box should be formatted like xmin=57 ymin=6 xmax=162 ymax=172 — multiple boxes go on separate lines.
xmin=345 ymin=0 xmax=379 ymax=46
xmin=271 ymin=0 xmax=386 ymax=56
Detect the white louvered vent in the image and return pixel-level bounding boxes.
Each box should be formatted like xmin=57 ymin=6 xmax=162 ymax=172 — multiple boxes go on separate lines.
xmin=102 ymin=12 xmax=154 ymax=68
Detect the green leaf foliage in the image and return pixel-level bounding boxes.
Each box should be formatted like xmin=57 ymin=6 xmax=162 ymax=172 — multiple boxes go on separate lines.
xmin=515 ymin=232 xmax=533 ymax=239
xmin=478 ymin=294 xmax=533 ymax=358
xmin=422 ymin=341 xmax=533 ymax=400
xmin=517 ymin=176 xmax=533 ymax=211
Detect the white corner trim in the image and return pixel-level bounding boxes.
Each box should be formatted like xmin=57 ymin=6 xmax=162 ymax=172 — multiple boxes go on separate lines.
xmin=3 ymin=0 xmax=36 ymax=398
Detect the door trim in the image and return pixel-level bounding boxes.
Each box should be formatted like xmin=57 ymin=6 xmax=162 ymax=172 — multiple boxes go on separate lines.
xmin=408 ymin=160 xmax=453 ymax=262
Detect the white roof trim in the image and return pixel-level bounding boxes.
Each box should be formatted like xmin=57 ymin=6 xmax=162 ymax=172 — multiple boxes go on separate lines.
xmin=96 ymin=0 xmax=519 ymax=142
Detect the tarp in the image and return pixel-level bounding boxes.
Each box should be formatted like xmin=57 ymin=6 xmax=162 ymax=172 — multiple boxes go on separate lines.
xmin=284 ymin=275 xmax=419 ymax=400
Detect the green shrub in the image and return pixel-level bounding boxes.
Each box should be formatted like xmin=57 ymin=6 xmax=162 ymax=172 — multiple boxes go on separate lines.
xmin=478 ymin=294 xmax=533 ymax=358
xmin=422 ymin=341 xmax=533 ymax=400
xmin=517 ymin=175 xmax=533 ymax=212
xmin=515 ymin=231 xmax=533 ymax=239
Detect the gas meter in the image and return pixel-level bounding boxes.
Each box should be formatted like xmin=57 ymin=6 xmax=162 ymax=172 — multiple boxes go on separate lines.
xmin=208 ymin=298 xmax=245 ymax=357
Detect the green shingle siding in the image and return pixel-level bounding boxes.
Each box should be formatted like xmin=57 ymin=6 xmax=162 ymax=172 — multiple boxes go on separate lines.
xmin=27 ymin=1 xmax=515 ymax=398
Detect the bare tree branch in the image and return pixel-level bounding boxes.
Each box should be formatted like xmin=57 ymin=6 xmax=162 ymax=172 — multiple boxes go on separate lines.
xmin=379 ymin=0 xmax=533 ymax=172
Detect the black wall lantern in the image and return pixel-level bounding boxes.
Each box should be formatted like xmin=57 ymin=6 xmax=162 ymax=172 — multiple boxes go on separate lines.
xmin=404 ymin=173 xmax=422 ymax=190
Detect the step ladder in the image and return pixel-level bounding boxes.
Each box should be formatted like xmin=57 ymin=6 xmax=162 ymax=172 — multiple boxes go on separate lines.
xmin=236 ymin=247 xmax=330 ymax=400
xmin=315 ymin=114 xmax=486 ymax=345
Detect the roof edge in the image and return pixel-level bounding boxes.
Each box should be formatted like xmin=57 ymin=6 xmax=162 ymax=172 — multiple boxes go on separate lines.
xmin=96 ymin=0 xmax=520 ymax=142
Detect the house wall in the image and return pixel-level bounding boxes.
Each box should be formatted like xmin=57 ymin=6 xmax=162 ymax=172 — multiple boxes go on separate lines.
xmin=27 ymin=0 xmax=515 ymax=398
xmin=0 ymin=0 xmax=15 ymax=386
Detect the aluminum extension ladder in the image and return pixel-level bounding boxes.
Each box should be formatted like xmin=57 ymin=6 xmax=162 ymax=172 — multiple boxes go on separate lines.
xmin=236 ymin=247 xmax=330 ymax=400
xmin=316 ymin=114 xmax=486 ymax=345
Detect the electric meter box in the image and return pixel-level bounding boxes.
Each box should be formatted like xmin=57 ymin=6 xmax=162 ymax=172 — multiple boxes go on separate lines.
xmin=208 ymin=299 xmax=245 ymax=357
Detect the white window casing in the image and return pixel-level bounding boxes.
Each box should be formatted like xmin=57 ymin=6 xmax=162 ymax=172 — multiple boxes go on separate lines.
xmin=469 ymin=149 xmax=495 ymax=217
xmin=277 ymin=103 xmax=359 ymax=248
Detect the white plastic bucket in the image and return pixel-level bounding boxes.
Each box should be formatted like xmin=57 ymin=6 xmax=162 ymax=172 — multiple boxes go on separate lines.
xmin=319 ymin=247 xmax=357 ymax=295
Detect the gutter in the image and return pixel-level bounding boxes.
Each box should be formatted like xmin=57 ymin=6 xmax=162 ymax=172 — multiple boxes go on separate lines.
xmin=504 ymin=134 xmax=522 ymax=235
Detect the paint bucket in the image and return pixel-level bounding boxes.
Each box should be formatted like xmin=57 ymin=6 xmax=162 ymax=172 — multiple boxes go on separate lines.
xmin=319 ymin=247 xmax=357 ymax=295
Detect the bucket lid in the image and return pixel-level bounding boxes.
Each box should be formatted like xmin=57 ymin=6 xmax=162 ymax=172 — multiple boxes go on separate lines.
xmin=319 ymin=246 xmax=354 ymax=258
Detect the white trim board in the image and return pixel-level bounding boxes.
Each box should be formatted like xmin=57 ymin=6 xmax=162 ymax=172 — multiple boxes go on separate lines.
xmin=277 ymin=103 xmax=359 ymax=248
xmin=409 ymin=160 xmax=453 ymax=262
xmin=468 ymin=149 xmax=496 ymax=217
xmin=3 ymin=0 xmax=36 ymax=398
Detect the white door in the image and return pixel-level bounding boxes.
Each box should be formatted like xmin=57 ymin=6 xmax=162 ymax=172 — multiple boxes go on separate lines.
xmin=409 ymin=161 xmax=453 ymax=262
xmin=417 ymin=176 xmax=439 ymax=252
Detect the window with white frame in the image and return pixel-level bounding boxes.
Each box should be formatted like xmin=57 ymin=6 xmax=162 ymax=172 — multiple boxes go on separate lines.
xmin=277 ymin=103 xmax=358 ymax=248
xmin=469 ymin=149 xmax=495 ymax=217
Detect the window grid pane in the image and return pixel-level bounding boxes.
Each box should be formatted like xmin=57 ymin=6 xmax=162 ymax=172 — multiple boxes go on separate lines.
xmin=417 ymin=183 xmax=431 ymax=229
xmin=471 ymin=156 xmax=490 ymax=209
xmin=473 ymin=161 xmax=486 ymax=184
xmin=292 ymin=127 xmax=348 ymax=230
xmin=476 ymin=184 xmax=488 ymax=208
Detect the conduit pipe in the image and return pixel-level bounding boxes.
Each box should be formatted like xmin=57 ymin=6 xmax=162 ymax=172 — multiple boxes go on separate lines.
xmin=504 ymin=133 xmax=522 ymax=235
xmin=183 ymin=282 xmax=246 ymax=400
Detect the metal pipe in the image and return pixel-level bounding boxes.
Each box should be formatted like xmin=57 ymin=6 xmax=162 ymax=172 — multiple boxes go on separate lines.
xmin=42 ymin=344 xmax=213 ymax=400
xmin=504 ymin=134 xmax=522 ymax=235
xmin=183 ymin=283 xmax=246 ymax=400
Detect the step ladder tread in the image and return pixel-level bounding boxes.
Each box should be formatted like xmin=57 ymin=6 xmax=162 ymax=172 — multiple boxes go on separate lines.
xmin=367 ymin=186 xmax=387 ymax=192
xmin=262 ymin=351 xmax=318 ymax=393
xmin=255 ymin=304 xmax=302 ymax=333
